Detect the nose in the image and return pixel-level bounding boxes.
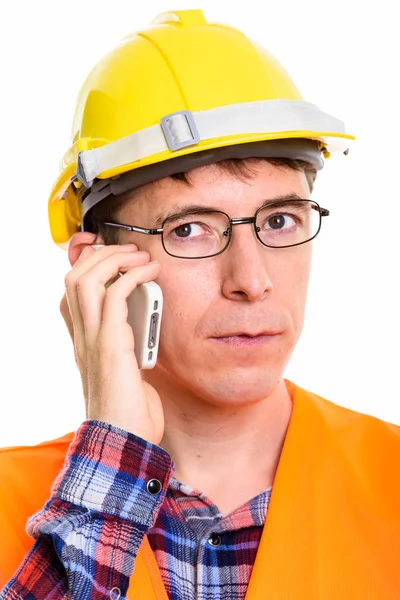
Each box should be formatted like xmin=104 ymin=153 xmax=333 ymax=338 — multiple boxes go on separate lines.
xmin=220 ymin=223 xmax=273 ymax=302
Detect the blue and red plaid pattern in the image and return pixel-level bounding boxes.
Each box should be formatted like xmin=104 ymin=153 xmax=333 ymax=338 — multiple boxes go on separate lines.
xmin=1 ymin=421 xmax=271 ymax=600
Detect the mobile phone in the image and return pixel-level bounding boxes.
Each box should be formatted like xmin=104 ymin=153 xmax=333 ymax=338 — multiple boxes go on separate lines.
xmin=127 ymin=281 xmax=163 ymax=369
xmin=91 ymin=245 xmax=163 ymax=369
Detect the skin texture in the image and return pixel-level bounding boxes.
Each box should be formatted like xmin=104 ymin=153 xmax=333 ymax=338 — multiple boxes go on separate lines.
xmin=65 ymin=161 xmax=313 ymax=514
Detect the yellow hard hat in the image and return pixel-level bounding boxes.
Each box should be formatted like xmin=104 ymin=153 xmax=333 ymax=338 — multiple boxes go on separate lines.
xmin=48 ymin=8 xmax=354 ymax=247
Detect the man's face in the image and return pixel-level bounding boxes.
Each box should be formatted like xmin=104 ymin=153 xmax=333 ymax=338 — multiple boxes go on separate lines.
xmin=116 ymin=161 xmax=313 ymax=406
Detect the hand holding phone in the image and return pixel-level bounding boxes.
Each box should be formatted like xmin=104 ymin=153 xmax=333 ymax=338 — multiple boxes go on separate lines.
xmin=63 ymin=242 xmax=165 ymax=442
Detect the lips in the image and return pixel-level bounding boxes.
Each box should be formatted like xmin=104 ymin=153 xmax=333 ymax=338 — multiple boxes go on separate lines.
xmin=214 ymin=331 xmax=279 ymax=338
xmin=211 ymin=332 xmax=279 ymax=348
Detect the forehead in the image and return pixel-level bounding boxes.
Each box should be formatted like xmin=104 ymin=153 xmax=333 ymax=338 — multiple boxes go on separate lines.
xmin=117 ymin=160 xmax=310 ymax=223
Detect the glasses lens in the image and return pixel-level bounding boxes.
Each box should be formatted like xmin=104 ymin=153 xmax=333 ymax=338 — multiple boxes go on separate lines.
xmin=163 ymin=211 xmax=231 ymax=258
xmin=256 ymin=200 xmax=321 ymax=248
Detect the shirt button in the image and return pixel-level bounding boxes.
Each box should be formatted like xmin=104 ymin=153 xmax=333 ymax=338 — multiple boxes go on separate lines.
xmin=147 ymin=478 xmax=162 ymax=495
xmin=109 ymin=588 xmax=121 ymax=600
xmin=208 ymin=534 xmax=222 ymax=547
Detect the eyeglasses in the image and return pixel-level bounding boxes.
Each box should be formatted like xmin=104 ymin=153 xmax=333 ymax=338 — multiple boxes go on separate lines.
xmin=104 ymin=199 xmax=329 ymax=259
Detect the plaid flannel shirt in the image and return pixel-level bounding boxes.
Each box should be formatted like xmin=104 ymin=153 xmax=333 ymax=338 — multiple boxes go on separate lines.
xmin=1 ymin=421 xmax=271 ymax=600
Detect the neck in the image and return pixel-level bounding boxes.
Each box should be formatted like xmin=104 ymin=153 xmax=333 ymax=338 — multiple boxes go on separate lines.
xmin=146 ymin=374 xmax=292 ymax=515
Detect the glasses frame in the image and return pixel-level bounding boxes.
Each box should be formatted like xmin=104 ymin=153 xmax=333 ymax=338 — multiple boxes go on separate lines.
xmin=104 ymin=199 xmax=329 ymax=259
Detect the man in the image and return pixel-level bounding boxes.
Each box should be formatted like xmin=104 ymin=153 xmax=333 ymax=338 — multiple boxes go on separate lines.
xmin=1 ymin=8 xmax=399 ymax=600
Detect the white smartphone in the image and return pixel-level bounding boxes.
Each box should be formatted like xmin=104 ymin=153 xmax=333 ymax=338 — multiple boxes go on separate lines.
xmin=127 ymin=280 xmax=163 ymax=369
xmin=92 ymin=245 xmax=163 ymax=369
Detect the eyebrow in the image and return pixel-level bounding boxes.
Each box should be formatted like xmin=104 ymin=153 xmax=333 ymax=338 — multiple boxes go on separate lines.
xmin=152 ymin=193 xmax=308 ymax=226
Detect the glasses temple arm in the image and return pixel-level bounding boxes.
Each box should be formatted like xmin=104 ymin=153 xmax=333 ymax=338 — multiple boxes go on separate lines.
xmin=104 ymin=222 xmax=163 ymax=235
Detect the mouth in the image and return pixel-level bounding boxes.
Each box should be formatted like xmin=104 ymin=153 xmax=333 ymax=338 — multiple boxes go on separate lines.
xmin=211 ymin=332 xmax=280 ymax=348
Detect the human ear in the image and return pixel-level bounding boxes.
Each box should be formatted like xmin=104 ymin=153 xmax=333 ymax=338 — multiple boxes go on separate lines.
xmin=68 ymin=231 xmax=104 ymax=266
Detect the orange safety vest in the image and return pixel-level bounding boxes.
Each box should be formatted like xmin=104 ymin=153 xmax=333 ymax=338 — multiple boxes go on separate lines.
xmin=1 ymin=381 xmax=400 ymax=599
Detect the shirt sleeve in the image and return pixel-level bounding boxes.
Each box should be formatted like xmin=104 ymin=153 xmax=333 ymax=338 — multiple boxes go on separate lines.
xmin=0 ymin=420 xmax=174 ymax=600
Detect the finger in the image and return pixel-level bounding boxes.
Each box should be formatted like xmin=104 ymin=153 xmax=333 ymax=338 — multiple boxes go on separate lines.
xmin=64 ymin=244 xmax=140 ymax=348
xmin=100 ymin=261 xmax=161 ymax=350
xmin=75 ymin=251 xmax=153 ymax=348
xmin=61 ymin=287 xmax=89 ymax=408
xmin=59 ymin=292 xmax=74 ymax=342
xmin=74 ymin=243 xmax=139 ymax=272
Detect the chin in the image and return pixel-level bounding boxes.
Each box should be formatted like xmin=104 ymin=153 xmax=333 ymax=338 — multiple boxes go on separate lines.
xmin=193 ymin=365 xmax=284 ymax=407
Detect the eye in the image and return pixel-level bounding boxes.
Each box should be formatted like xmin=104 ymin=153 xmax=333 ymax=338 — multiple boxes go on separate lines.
xmin=265 ymin=214 xmax=297 ymax=230
xmin=171 ymin=222 xmax=207 ymax=238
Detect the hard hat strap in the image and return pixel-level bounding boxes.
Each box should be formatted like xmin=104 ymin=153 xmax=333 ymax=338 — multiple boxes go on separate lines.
xmin=76 ymin=99 xmax=350 ymax=188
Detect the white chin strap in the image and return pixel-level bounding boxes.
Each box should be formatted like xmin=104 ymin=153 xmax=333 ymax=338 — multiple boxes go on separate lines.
xmin=76 ymin=99 xmax=350 ymax=188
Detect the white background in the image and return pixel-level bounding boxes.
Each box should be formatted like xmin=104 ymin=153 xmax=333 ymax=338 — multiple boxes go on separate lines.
xmin=0 ymin=0 xmax=399 ymax=448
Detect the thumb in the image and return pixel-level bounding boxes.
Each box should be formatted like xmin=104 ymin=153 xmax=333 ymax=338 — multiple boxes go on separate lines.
xmin=59 ymin=291 xmax=74 ymax=342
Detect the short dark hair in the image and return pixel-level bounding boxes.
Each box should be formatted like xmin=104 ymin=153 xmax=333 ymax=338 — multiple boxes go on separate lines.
xmin=84 ymin=157 xmax=317 ymax=244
